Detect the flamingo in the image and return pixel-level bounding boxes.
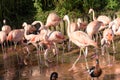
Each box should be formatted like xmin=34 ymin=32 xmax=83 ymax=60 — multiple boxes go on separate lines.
xmin=31 ymin=21 xmax=65 ymax=62
xmin=108 ymin=18 xmax=120 ymax=34
xmin=77 ymin=18 xmax=87 ymax=31
xmin=66 ymin=21 xmax=78 ymax=51
xmin=7 ymin=29 xmax=25 ymax=66
xmin=45 ymin=12 xmax=62 ymax=28
xmin=63 ymin=15 xmax=98 ymax=71
xmin=7 ymin=29 xmax=24 ymax=49
xmin=101 ymin=28 xmax=115 ymax=65
xmin=68 ymin=18 xmax=87 ymax=51
xmin=2 ymin=19 xmax=11 ymax=35
xmin=87 ymin=9 xmax=105 ymax=40
xmin=114 ymin=26 xmax=120 ymax=35
xmin=89 ymin=8 xmax=111 ymax=31
xmin=86 ymin=20 xmax=104 ymax=40
xmin=0 ymin=31 xmax=7 ymax=53
xmin=22 ymin=22 xmax=54 ymax=66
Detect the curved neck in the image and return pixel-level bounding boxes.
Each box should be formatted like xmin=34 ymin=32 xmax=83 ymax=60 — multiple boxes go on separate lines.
xmin=43 ymin=29 xmax=48 ymax=41
xmin=65 ymin=16 xmax=71 ymax=37
xmin=32 ymin=21 xmax=44 ymax=27
xmin=24 ymin=29 xmax=28 ymax=40
xmin=92 ymin=10 xmax=96 ymax=21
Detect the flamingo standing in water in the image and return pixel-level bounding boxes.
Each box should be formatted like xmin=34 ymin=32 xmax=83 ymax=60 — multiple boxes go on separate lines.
xmin=7 ymin=29 xmax=25 ymax=66
xmin=0 ymin=31 xmax=7 ymax=53
xmin=63 ymin=15 xmax=98 ymax=71
xmin=31 ymin=21 xmax=65 ymax=62
xmin=67 ymin=18 xmax=87 ymax=51
xmin=101 ymin=28 xmax=115 ymax=65
xmin=7 ymin=29 xmax=24 ymax=49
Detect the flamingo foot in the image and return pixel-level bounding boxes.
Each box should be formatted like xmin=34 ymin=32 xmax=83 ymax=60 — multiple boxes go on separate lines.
xmin=68 ymin=65 xmax=78 ymax=73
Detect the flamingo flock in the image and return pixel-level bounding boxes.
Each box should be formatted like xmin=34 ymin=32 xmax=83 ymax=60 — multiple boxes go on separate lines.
xmin=1 ymin=9 xmax=120 ymax=79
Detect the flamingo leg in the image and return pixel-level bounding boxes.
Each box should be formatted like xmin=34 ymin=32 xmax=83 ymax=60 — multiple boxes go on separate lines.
xmin=106 ymin=45 xmax=111 ymax=66
xmin=99 ymin=31 xmax=102 ymax=41
xmin=14 ymin=42 xmax=17 ymax=50
xmin=37 ymin=46 xmax=42 ymax=73
xmin=23 ymin=46 xmax=31 ymax=65
xmin=112 ymin=39 xmax=116 ymax=53
xmin=101 ymin=45 xmax=105 ymax=55
xmin=83 ymin=47 xmax=89 ymax=70
xmin=61 ymin=42 xmax=65 ymax=64
xmin=2 ymin=44 xmax=7 ymax=73
xmin=68 ymin=48 xmax=82 ymax=71
xmin=68 ymin=39 xmax=71 ymax=51
xmin=84 ymin=47 xmax=88 ymax=57
xmin=44 ymin=49 xmax=48 ymax=61
xmin=112 ymin=40 xmax=116 ymax=62
xmin=53 ymin=42 xmax=59 ymax=64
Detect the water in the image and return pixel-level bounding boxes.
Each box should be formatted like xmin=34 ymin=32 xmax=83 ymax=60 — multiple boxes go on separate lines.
xmin=1 ymin=43 xmax=120 ymax=80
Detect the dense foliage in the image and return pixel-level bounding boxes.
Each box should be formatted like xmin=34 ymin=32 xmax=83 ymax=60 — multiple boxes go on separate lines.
xmin=0 ymin=0 xmax=120 ymax=28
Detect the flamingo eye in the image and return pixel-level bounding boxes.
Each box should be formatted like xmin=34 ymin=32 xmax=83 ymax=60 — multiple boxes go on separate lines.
xmin=110 ymin=34 xmax=112 ymax=36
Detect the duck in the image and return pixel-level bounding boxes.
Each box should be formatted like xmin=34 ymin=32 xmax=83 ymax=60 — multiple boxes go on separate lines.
xmin=88 ymin=59 xmax=102 ymax=80
xmin=50 ymin=72 xmax=58 ymax=80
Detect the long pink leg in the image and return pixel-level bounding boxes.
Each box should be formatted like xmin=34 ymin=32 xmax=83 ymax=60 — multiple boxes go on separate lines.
xmin=68 ymin=48 xmax=82 ymax=71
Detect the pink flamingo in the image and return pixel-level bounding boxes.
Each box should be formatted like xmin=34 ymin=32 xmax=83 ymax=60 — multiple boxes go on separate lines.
xmin=2 ymin=19 xmax=11 ymax=35
xmin=45 ymin=12 xmax=62 ymax=28
xmin=0 ymin=30 xmax=8 ymax=74
xmin=87 ymin=9 xmax=105 ymax=41
xmin=63 ymin=15 xmax=98 ymax=71
xmin=101 ymin=28 xmax=115 ymax=65
xmin=77 ymin=18 xmax=87 ymax=31
xmin=108 ymin=18 xmax=120 ymax=34
xmin=67 ymin=18 xmax=87 ymax=51
xmin=7 ymin=29 xmax=24 ymax=49
xmin=0 ymin=31 xmax=7 ymax=53
xmin=89 ymin=8 xmax=111 ymax=31
xmin=31 ymin=21 xmax=65 ymax=62
xmin=86 ymin=20 xmax=104 ymax=40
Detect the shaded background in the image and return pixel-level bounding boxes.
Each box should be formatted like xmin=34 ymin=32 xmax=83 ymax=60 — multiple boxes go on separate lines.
xmin=0 ymin=0 xmax=120 ymax=29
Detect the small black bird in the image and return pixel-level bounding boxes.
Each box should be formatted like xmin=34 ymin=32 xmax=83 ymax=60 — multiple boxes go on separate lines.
xmin=88 ymin=59 xmax=102 ymax=80
xmin=50 ymin=72 xmax=58 ymax=80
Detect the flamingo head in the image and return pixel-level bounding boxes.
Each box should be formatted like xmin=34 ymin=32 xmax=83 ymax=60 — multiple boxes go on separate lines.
xmin=3 ymin=19 xmax=6 ymax=24
xmin=22 ymin=22 xmax=27 ymax=27
xmin=63 ymin=15 xmax=69 ymax=21
xmin=77 ymin=18 xmax=82 ymax=23
xmin=88 ymin=8 xmax=94 ymax=14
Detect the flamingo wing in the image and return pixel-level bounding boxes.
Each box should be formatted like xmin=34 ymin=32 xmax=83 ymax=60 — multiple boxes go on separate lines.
xmin=70 ymin=31 xmax=95 ymax=47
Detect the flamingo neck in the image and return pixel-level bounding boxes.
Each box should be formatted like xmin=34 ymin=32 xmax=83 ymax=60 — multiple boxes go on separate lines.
xmin=92 ymin=10 xmax=96 ymax=21
xmin=66 ymin=16 xmax=71 ymax=38
xmin=43 ymin=29 xmax=49 ymax=41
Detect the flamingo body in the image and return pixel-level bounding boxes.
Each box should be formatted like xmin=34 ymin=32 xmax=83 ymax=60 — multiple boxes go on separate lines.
xmin=86 ymin=20 xmax=103 ymax=38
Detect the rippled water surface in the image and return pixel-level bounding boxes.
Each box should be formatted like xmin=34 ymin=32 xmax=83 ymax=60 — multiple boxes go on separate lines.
xmin=1 ymin=42 xmax=120 ymax=80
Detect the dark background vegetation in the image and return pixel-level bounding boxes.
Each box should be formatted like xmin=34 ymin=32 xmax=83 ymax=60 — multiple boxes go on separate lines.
xmin=0 ymin=0 xmax=120 ymax=29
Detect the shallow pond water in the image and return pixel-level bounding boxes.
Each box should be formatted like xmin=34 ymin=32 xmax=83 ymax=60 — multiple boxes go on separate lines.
xmin=1 ymin=41 xmax=120 ymax=80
